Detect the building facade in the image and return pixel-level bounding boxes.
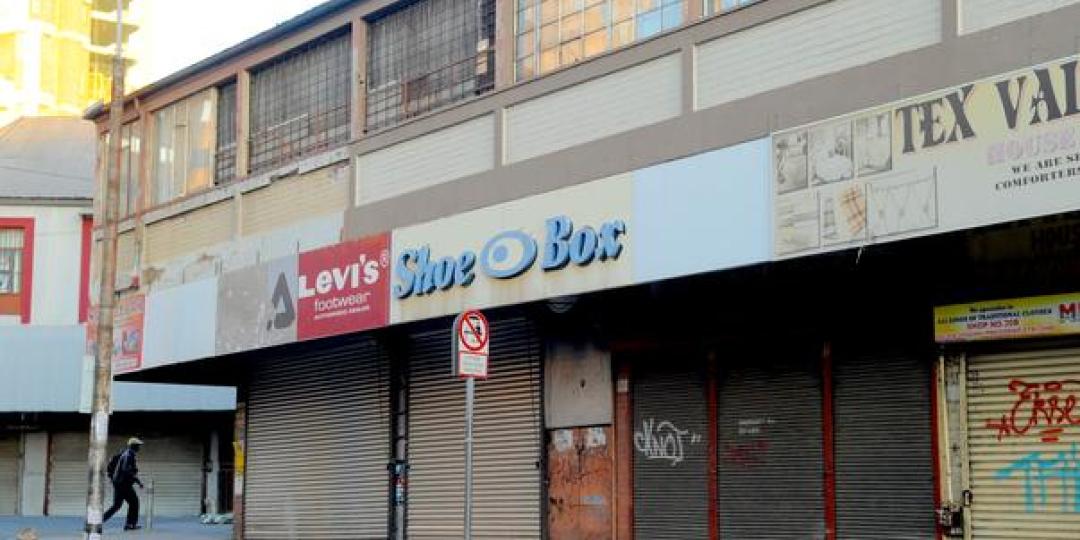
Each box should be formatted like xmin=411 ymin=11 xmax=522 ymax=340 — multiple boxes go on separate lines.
xmin=0 ymin=0 xmax=141 ymax=126
xmin=0 ymin=117 xmax=234 ymax=517
xmin=94 ymin=0 xmax=1080 ymax=538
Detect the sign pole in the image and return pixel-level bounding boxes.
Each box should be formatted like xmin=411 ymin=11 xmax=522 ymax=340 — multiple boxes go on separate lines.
xmin=464 ymin=376 xmax=474 ymax=540
xmin=452 ymin=309 xmax=488 ymax=540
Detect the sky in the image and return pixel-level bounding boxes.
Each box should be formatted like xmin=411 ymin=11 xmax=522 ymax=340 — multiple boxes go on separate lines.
xmin=127 ymin=0 xmax=327 ymax=89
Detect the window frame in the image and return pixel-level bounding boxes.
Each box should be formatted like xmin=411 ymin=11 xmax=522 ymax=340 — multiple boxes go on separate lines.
xmin=0 ymin=219 xmax=34 ymax=324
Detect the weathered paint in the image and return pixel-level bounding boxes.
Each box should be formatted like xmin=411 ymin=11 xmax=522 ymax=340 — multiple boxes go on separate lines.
xmin=547 ymin=427 xmax=614 ymax=540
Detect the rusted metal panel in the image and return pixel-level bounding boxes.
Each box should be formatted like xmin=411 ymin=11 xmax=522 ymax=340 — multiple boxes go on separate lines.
xmin=547 ymin=426 xmax=614 ymax=540
xmin=966 ymin=348 xmax=1080 ymax=539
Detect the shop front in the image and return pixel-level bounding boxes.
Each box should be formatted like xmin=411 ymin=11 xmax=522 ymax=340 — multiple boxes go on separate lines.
xmin=937 ymin=293 xmax=1080 ymax=539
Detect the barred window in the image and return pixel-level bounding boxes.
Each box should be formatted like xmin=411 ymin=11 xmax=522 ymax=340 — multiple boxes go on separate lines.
xmin=215 ymin=81 xmax=238 ymax=184
xmin=705 ymin=0 xmax=759 ymax=16
xmin=516 ymin=0 xmax=684 ymax=80
xmin=249 ymin=30 xmax=351 ymax=175
xmin=366 ymin=0 xmax=495 ymax=131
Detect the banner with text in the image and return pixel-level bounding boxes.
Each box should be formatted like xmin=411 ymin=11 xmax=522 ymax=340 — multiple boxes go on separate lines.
xmin=773 ymin=54 xmax=1080 ymax=257
xmin=935 ymin=292 xmax=1080 ymax=342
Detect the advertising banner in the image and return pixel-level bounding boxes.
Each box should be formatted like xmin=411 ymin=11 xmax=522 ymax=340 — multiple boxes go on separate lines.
xmin=87 ymin=293 xmax=145 ymax=373
xmin=297 ymin=233 xmax=390 ymax=340
xmin=935 ymin=292 xmax=1080 ymax=342
xmin=773 ymin=54 xmax=1080 ymax=257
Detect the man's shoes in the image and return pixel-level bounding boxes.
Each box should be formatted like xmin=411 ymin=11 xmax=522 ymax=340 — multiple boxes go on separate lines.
xmin=123 ymin=524 xmax=142 ymax=531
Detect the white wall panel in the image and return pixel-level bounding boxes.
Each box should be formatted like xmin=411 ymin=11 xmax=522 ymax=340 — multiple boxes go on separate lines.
xmin=695 ymin=0 xmax=941 ymax=110
xmin=357 ymin=115 xmax=495 ymax=205
xmin=506 ymin=54 xmax=682 ymax=163
xmin=960 ymin=0 xmax=1080 ymax=35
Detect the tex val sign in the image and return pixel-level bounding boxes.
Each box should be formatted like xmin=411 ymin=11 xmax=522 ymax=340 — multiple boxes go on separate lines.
xmin=935 ymin=292 xmax=1080 ymax=342
xmin=773 ymin=54 xmax=1080 ymax=257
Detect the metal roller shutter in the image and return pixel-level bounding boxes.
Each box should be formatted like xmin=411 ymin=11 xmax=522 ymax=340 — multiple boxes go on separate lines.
xmin=966 ymin=348 xmax=1080 ymax=539
xmin=48 ymin=432 xmax=203 ymax=517
xmin=632 ymin=361 xmax=709 ymax=539
xmin=407 ymin=318 xmax=542 ymax=539
xmin=244 ymin=337 xmax=390 ymax=540
xmin=834 ymin=350 xmax=935 ymax=539
xmin=0 ymin=434 xmax=18 ymax=515
xmin=717 ymin=355 xmax=824 ymax=539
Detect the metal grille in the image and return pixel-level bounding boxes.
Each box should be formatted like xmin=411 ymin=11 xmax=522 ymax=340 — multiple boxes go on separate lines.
xmin=249 ymin=29 xmax=351 ymax=175
xmin=967 ymin=348 xmax=1080 ymax=539
xmin=215 ymin=81 xmax=238 ymax=184
xmin=406 ymin=318 xmax=542 ymax=539
xmin=0 ymin=434 xmax=16 ymax=515
xmin=632 ymin=360 xmax=710 ymax=539
xmin=834 ymin=350 xmax=935 ymax=539
xmin=48 ymin=432 xmax=204 ymax=517
xmin=366 ymin=0 xmax=495 ymax=131
xmin=245 ymin=337 xmax=390 ymax=539
xmin=717 ymin=352 xmax=825 ymax=539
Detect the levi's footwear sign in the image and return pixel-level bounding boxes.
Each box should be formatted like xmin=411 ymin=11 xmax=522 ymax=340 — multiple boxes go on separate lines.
xmin=296 ymin=233 xmax=391 ymax=340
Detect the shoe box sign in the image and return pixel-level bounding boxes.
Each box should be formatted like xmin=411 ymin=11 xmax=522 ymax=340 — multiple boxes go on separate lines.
xmin=393 ymin=215 xmax=627 ymax=300
xmin=295 ymin=233 xmax=391 ymax=340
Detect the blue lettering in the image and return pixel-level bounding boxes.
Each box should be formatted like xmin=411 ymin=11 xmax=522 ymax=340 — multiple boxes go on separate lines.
xmin=456 ymin=251 xmax=476 ymax=286
xmin=414 ymin=247 xmax=437 ymax=297
xmin=393 ymin=250 xmax=417 ymax=299
xmin=434 ymin=257 xmax=455 ymax=290
xmin=569 ymin=226 xmax=598 ymax=265
xmin=541 ymin=215 xmax=572 ymax=271
xmin=481 ymin=230 xmax=537 ymax=279
xmin=597 ymin=219 xmax=626 ymax=260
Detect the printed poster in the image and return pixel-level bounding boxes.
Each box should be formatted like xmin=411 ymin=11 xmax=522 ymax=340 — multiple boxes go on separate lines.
xmin=86 ymin=293 xmax=145 ymax=373
xmin=773 ymin=54 xmax=1080 ymax=257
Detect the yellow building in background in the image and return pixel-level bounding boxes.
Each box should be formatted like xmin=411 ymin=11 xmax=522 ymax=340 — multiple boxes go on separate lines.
xmin=0 ymin=0 xmax=141 ymax=126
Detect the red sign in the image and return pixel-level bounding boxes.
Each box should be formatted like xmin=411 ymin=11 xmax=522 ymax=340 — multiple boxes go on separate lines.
xmin=86 ymin=293 xmax=145 ymax=373
xmin=454 ymin=310 xmax=490 ymax=378
xmin=297 ymin=233 xmax=390 ymax=340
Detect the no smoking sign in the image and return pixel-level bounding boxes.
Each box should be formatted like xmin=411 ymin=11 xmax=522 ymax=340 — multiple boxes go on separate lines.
xmin=453 ymin=310 xmax=489 ymax=378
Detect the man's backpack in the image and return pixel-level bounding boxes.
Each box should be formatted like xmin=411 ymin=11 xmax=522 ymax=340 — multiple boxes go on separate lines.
xmin=106 ymin=452 xmax=121 ymax=481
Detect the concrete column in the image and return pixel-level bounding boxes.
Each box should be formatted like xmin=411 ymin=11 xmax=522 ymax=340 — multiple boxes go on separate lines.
xmin=20 ymin=432 xmax=48 ymax=516
xmin=206 ymin=429 xmax=221 ymax=515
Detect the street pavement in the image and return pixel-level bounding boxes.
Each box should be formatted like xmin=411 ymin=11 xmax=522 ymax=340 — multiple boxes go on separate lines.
xmin=0 ymin=517 xmax=231 ymax=540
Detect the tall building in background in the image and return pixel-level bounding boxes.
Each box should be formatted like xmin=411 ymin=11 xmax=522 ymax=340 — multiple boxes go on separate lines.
xmin=0 ymin=0 xmax=141 ymax=126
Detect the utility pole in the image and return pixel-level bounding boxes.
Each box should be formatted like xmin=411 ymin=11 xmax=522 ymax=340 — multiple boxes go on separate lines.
xmin=84 ymin=1 xmax=125 ymax=538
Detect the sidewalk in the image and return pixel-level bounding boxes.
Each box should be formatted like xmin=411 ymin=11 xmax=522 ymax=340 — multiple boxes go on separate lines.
xmin=0 ymin=517 xmax=232 ymax=540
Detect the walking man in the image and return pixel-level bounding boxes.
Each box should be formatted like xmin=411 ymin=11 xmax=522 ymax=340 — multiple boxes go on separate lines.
xmin=104 ymin=437 xmax=144 ymax=531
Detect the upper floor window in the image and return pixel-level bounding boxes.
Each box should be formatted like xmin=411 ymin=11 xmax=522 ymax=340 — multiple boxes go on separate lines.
xmin=0 ymin=227 xmax=26 ymax=320
xmin=215 ymin=80 xmax=238 ymax=185
xmin=152 ymin=89 xmax=214 ymax=205
xmin=0 ymin=229 xmax=24 ymax=295
xmin=705 ymin=0 xmax=759 ymax=16
xmin=249 ymin=30 xmax=351 ymax=175
xmin=366 ymin=0 xmax=495 ymax=131
xmin=95 ymin=120 xmax=140 ymax=217
xmin=515 ymin=0 xmax=685 ymax=80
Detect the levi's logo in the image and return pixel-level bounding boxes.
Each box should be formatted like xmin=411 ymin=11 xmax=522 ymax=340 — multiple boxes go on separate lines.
xmin=299 ymin=255 xmax=380 ymax=298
